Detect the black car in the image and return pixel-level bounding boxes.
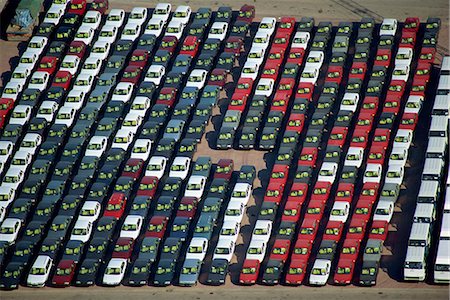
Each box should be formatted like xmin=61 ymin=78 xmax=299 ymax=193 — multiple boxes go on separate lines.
xmin=18 ymin=88 xmax=42 ymax=107
xmin=303 ymin=128 xmax=323 ymax=149
xmin=282 ymin=63 xmax=299 ymax=79
xmin=58 ymin=195 xmax=83 ymax=217
xmin=207 ymin=178 xmax=229 ymax=200
xmin=69 ymin=174 xmax=93 ymax=197
xmin=206 ymin=258 xmax=228 ymax=285
xmin=298 ymin=17 xmax=315 ymax=33
xmin=310 ymin=34 xmax=329 ymax=51
xmin=87 ymin=182 xmax=109 ymax=204
xmin=70 ymin=123 xmax=91 ymax=140
xmin=39 ymin=237 xmax=63 ymax=260
xmin=258 ymin=126 xmax=279 ymax=150
xmin=137 ymin=34 xmax=157 ymax=52
xmin=46 ymin=41 xmax=67 ymax=60
xmin=55 ymin=26 xmax=76 ymax=42
xmin=153 ymin=196 xmax=177 ymax=218
xmin=324 ymin=145 xmax=342 ymax=164
xmin=113 ymin=39 xmax=135 ymax=56
xmin=21 ymin=220 xmax=47 ymax=244
xmin=185 ymin=120 xmax=206 ymax=142
xmin=126 ymin=258 xmax=153 ymax=286
xmin=378 ymin=35 xmax=395 ymax=50
xmin=238 ymin=127 xmax=257 ymax=150
xmin=62 ymin=240 xmax=85 ymax=263
xmin=104 ymin=100 xmax=126 ymax=120
xmin=60 ymin=139 xmax=84 ymax=162
xmin=28 ymin=117 xmax=48 ymax=135
xmin=154 ymin=138 xmax=177 ymax=159
xmin=10 ymin=240 xmax=35 ymax=265
xmin=164 ymin=71 xmax=184 ymax=90
xmin=0 ymin=241 xmax=9 ymax=268
xmin=378 ymin=112 xmax=396 ymax=130
xmin=153 ymin=258 xmax=176 ymax=286
xmin=261 ymin=259 xmax=284 ymax=285
xmin=114 ymin=176 xmax=135 ymax=199
xmin=193 ymin=102 xmax=213 ymax=125
xmin=340 ymin=166 xmax=358 ymax=184
xmin=1 ymin=124 xmax=23 ymax=144
xmin=188 ymin=22 xmax=208 ymax=41
xmin=334 ymin=111 xmax=354 ymax=129
xmin=7 ymin=198 xmax=35 ymax=222
xmin=216 ymin=6 xmax=232 ymax=23
xmin=172 ymin=103 xmax=193 ymax=124
xmin=34 ymin=198 xmax=58 ymax=223
xmin=316 ymin=240 xmax=338 ymax=261
xmin=74 ymin=259 xmax=101 ymax=286
xmin=153 ymin=50 xmax=171 ymax=68
xmin=137 ymin=237 xmax=160 ymax=263
xmin=52 ymin=160 xmax=76 ymax=182
xmin=276 ymin=221 xmax=297 ymax=240
xmin=216 ymin=127 xmax=235 ymax=150
xmin=61 ymin=13 xmax=81 ymax=26
xmin=169 ymin=217 xmax=192 ymax=241
xmin=359 ymin=261 xmax=379 ymax=286
xmin=148 ymin=104 xmax=170 ymax=126
xmin=46 ymin=123 xmax=68 ymax=142
xmin=78 ymin=156 xmax=100 ymax=179
xmin=230 ymin=21 xmax=250 ymax=37
xmin=177 ymin=138 xmax=198 ymax=159
xmin=36 ymin=22 xmax=55 ymax=38
xmin=201 ymin=197 xmax=223 ymax=222
xmin=280 ymin=131 xmax=300 ymax=150
xmin=275 ymin=147 xmax=295 ymax=166
xmin=104 ymin=55 xmax=127 ymax=74
xmin=0 ymin=261 xmax=26 ymax=290
xmin=258 ymin=202 xmax=279 ymax=222
xmin=93 ymin=217 xmax=117 ymax=241
xmin=291 ymin=97 xmax=309 ymax=114
xmin=47 ymin=215 xmax=73 ymax=241
xmin=359 ymin=17 xmax=375 ymax=35
xmin=195 ymin=53 xmax=215 ymax=71
xmin=85 ymin=237 xmax=110 ymax=263
xmin=105 ymin=148 xmax=127 ymax=164
xmin=217 ymin=52 xmax=236 ymax=70
xmin=129 ymin=196 xmax=151 ymax=217
xmin=172 ymin=54 xmax=193 ymax=75
xmin=136 ymin=82 xmax=157 ymax=99
xmin=237 ymin=165 xmax=256 ymax=185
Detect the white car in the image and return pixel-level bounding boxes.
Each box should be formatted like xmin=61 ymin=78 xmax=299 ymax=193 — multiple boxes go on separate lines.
xmin=0 ymin=141 xmax=13 ymax=161
xmin=252 ymin=31 xmax=270 ymax=49
xmin=0 ymin=206 xmax=6 ymax=223
xmin=28 ymin=71 xmax=50 ymax=91
xmin=2 ymin=168 xmax=25 ymax=190
xmin=251 ymin=220 xmax=273 ymax=243
xmin=184 ymin=176 xmax=207 ymax=199
xmin=152 ymin=3 xmax=172 ymax=23
xmin=165 ymin=20 xmax=185 ymax=40
xmin=90 ymin=41 xmax=111 ymax=60
xmin=43 ymin=5 xmax=64 ymax=25
xmin=2 ymin=81 xmax=23 ymax=101
xmin=72 ymin=73 xmax=95 ymax=93
xmin=305 ymin=51 xmax=325 ymax=69
xmin=241 ymin=61 xmax=260 ymax=80
xmin=144 ymin=65 xmax=166 ymax=85
xmin=246 ymin=240 xmax=267 ymax=262
xmin=344 ymin=147 xmax=364 ymax=168
xmin=169 ymin=157 xmax=191 ymax=179
xmin=111 ymin=82 xmax=134 ymax=102
xmin=145 ymin=156 xmax=168 ymax=179
xmin=131 ymin=139 xmax=152 ymax=161
xmin=65 ymin=90 xmax=86 ymax=110
xmin=186 ymin=237 xmax=208 ymax=261
xmin=127 ymin=7 xmax=148 ymax=26
xmin=219 ymin=220 xmax=241 ymax=243
xmin=9 ymin=65 xmax=31 ymax=86
xmin=82 ymin=10 xmax=102 ymax=30
xmin=186 ymin=69 xmax=207 ymax=89
xmin=105 ymin=9 xmax=126 ymax=27
xmin=213 ymin=238 xmax=235 ymax=262
xmin=380 ymin=18 xmax=397 ymax=36
xmin=393 ymin=129 xmax=413 ymax=150
xmin=299 ymin=66 xmax=320 ymax=85
xmin=385 ymin=165 xmax=405 ymax=185
xmin=121 ymin=23 xmax=142 ymax=41
xmin=389 ymin=146 xmax=408 ymax=167
xmin=60 ymin=55 xmax=81 ymax=75
xmin=18 ymin=51 xmax=39 ymax=70
xmin=329 ymin=201 xmax=350 ymax=223
xmin=257 ymin=17 xmax=276 ymax=36
xmin=26 ymin=36 xmax=48 ymax=56
xmin=52 ymin=0 xmax=70 ymax=10
xmin=223 ymin=200 xmax=245 ymax=224
xmin=80 ymin=57 xmax=103 ymax=77
xmin=20 ymin=133 xmax=42 ymax=155
xmin=0 ymin=218 xmax=22 ymax=243
xmin=9 ymin=105 xmax=32 ymax=125
xmin=363 ymin=163 xmax=383 ymax=184
xmin=78 ymin=201 xmax=102 ymax=223
xmin=85 ymin=136 xmax=108 ymax=158
xmin=0 ymin=186 xmax=15 ymax=208
xmin=340 ymin=92 xmax=360 ymax=112
xmin=292 ymin=31 xmax=310 ymax=49
xmin=254 ymin=78 xmax=274 ymax=97
xmin=172 ymin=5 xmax=191 ymax=25
xmin=103 ymin=258 xmax=127 ymax=286
xmin=309 ymin=259 xmax=331 ymax=286
xmin=230 ymin=183 xmax=252 ymax=206
xmin=27 ymin=255 xmax=53 ymax=287
xmin=392 ymin=64 xmax=410 ymax=82
xmin=404 ymin=95 xmax=423 ymax=114
xmin=144 ymin=18 xmax=166 ymax=37
xmin=208 ymin=22 xmax=228 ymax=41
xmin=130 ymin=96 xmax=151 ymax=117
xmin=120 ymin=215 xmax=143 ymax=239
xmin=247 ymin=46 xmax=266 ymax=66
xmin=373 ymin=200 xmax=395 ymax=222
xmin=395 ymin=47 xmax=413 ymax=67
xmin=111 ymin=129 xmax=135 ymax=151
xmin=122 ymin=113 xmax=143 ymax=134
xmin=317 ymin=162 xmax=338 ymax=184
xmin=10 ymin=151 xmax=32 ymax=172
xmin=70 ymin=219 xmax=93 ymax=242
xmin=74 ymin=26 xmax=95 ymax=45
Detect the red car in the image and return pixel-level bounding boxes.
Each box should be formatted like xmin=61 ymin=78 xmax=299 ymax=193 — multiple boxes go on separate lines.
xmin=270 ymin=164 xmax=289 ymax=186
xmin=360 ymin=96 xmax=379 ymax=116
xmin=51 ymin=71 xmax=72 ymax=90
xmin=104 ymin=193 xmax=127 ymax=219
xmin=68 ymin=0 xmax=87 ymax=15
xmin=295 ymin=82 xmax=314 ymax=101
xmin=68 ymin=41 xmax=87 ymax=58
xmin=311 ymin=181 xmax=332 ymax=203
xmin=409 ymin=78 xmax=427 ymax=97
xmin=224 ymin=36 xmax=244 ymax=55
xmin=281 ymin=201 xmax=302 ymax=222
xmin=374 ymin=48 xmax=392 ymax=68
xmin=52 ymin=259 xmax=77 ymax=286
xmin=145 ymin=216 xmax=169 ymax=239
xmin=305 ymin=199 xmax=326 ymax=221
xmin=368 ymin=220 xmax=389 ymax=241
xmin=234 ymin=78 xmax=254 ymax=97
xmin=122 ymin=65 xmax=143 ymax=84
xmin=271 ymin=93 xmax=290 ymax=113
xmin=269 ymin=239 xmax=291 ymax=262
xmin=279 ymin=17 xmax=296 ymax=35
xmin=350 ymin=129 xmax=369 ymax=149
xmin=264 ymin=182 xmax=285 ymax=204
xmin=0 ymin=98 xmax=14 ymax=119
xmin=239 ymin=259 xmax=260 ymax=285
xmin=261 ymin=62 xmax=280 ymax=81
xmin=180 ymin=36 xmax=199 ymax=56
xmin=418 ymin=48 xmax=436 ymax=65
xmin=275 ymin=78 xmax=295 ymax=98
xmin=122 ymin=158 xmax=144 ymax=180
xmin=383 ymin=95 xmax=401 ymax=115
xmin=403 ymin=17 xmax=420 ymax=33
xmin=386 ymin=80 xmax=406 ymax=99
xmin=156 ymin=87 xmax=178 ymax=107
xmin=37 ymin=56 xmax=59 ymax=75
xmin=400 ymin=31 xmax=416 ymax=48
xmin=286 ymin=113 xmax=305 ymax=133
xmin=325 ymin=66 xmax=344 ymax=84
xmin=228 ymin=93 xmax=248 ymax=111
xmin=160 ymin=36 xmax=178 ymax=54
xmin=129 ymin=49 xmax=150 ymax=68
xmin=333 ymin=258 xmax=356 ymax=285
xmin=340 ymin=239 xmax=360 ymax=261
xmin=298 ymin=217 xmax=319 ymax=243
xmin=272 ymin=32 xmax=290 ymax=50
xmin=328 ymin=127 xmax=348 ymax=148
xmin=286 ymin=47 xmax=305 ymax=65
xmin=356 ymin=112 xmax=375 ymax=132
xmin=298 ymin=147 xmax=318 ymax=167
xmin=346 ymin=218 xmax=367 ymax=242
xmin=176 ymin=197 xmax=198 ymax=219
xmin=137 ymin=176 xmax=159 ymax=198
xmin=335 ymin=182 xmax=354 ymax=203
xmin=208 ymin=68 xmax=229 ymax=89
xmin=91 ymin=0 xmax=109 ymax=14
xmin=399 ymin=112 xmax=419 ymax=131
xmin=349 ymin=62 xmax=367 ymax=81
xmin=372 ymin=128 xmax=391 ymax=149
xmin=291 ymin=238 xmax=313 ymax=261
xmin=237 ymin=4 xmax=255 ymax=23
xmin=214 ymin=159 xmax=234 ymax=180
xmin=352 ymin=200 xmax=374 ymax=223
xmin=367 ymin=146 xmax=386 ymax=165
xmin=267 ymin=48 xmax=285 ymax=66
xmin=323 ymin=221 xmax=344 ymax=242
xmin=287 ymin=182 xmax=308 ymax=205
xmin=359 ymin=182 xmax=379 ymax=204
xmin=112 ymin=238 xmax=135 ymax=260
xmin=285 ymin=259 xmax=308 ymax=285
xmin=415 ymin=62 xmax=432 ymax=83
